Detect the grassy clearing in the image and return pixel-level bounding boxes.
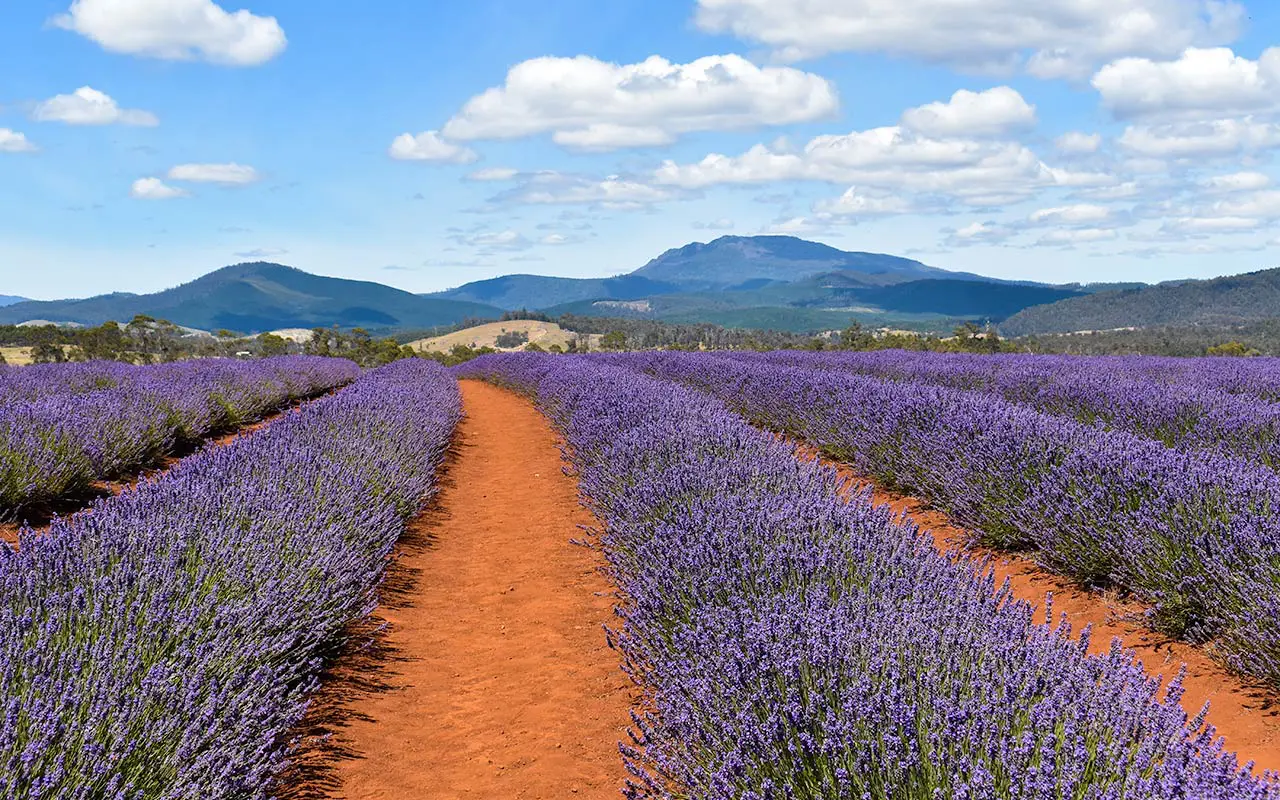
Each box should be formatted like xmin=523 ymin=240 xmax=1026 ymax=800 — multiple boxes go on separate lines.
xmin=408 ymin=320 xmax=600 ymax=353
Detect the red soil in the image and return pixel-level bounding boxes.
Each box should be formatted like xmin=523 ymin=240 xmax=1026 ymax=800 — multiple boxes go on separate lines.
xmin=795 ymin=444 xmax=1280 ymax=775
xmin=290 ymin=380 xmax=633 ymax=799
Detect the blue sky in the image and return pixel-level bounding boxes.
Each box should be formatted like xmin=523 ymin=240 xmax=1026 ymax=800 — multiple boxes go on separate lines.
xmin=3 ymin=0 xmax=1280 ymax=299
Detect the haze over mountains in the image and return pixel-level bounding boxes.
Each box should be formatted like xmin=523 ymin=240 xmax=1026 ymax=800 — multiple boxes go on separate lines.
xmin=1 ymin=235 xmax=1275 ymax=337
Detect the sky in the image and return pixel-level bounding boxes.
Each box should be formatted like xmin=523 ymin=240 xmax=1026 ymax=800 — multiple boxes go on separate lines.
xmin=3 ymin=0 xmax=1280 ymax=300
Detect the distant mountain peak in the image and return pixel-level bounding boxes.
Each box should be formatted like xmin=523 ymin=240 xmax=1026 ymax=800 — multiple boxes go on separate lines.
xmin=0 ymin=263 xmax=501 ymax=333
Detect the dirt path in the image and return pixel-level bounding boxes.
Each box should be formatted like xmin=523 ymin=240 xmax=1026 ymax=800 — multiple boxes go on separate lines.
xmin=794 ymin=445 xmax=1280 ymax=775
xmin=298 ymin=380 xmax=633 ymax=799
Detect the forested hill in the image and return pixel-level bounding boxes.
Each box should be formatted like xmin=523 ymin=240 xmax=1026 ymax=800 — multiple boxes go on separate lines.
xmin=1000 ymin=268 xmax=1280 ymax=336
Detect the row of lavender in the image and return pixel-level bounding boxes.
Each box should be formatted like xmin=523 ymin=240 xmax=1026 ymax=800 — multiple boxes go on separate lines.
xmin=460 ymin=353 xmax=1276 ymax=798
xmin=746 ymin=350 xmax=1280 ymax=469
xmin=0 ymin=357 xmax=361 ymax=514
xmin=614 ymin=352 xmax=1280 ymax=690
xmin=0 ymin=360 xmax=460 ymax=799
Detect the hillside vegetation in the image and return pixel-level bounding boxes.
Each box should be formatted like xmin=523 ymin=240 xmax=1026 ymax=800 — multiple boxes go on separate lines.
xmin=1002 ymin=268 xmax=1280 ymax=335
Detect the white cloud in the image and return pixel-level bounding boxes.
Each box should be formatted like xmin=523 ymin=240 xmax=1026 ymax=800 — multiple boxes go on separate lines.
xmin=1056 ymin=131 xmax=1102 ymax=153
xmin=1118 ymin=118 xmax=1280 ymax=157
xmin=52 ymin=0 xmax=286 ymax=66
xmin=1072 ymin=181 xmax=1144 ymax=200
xmin=0 ymin=129 xmax=37 ymax=153
xmin=33 ymin=87 xmax=158 ymax=126
xmin=540 ymin=233 xmax=586 ymax=246
xmin=389 ymin=131 xmax=478 ymax=164
xmin=653 ymin=125 xmax=1113 ymax=207
xmin=440 ymin=54 xmax=838 ymax=150
xmin=451 ymin=229 xmax=532 ymax=251
xmin=942 ymin=220 xmax=1016 ymax=247
xmin=1093 ymin=47 xmax=1280 ymax=120
xmin=762 ymin=216 xmax=834 ymax=235
xmin=167 ymin=162 xmax=260 ymax=184
xmin=1204 ymin=190 xmax=1280 ymax=221
xmin=490 ymin=172 xmax=677 ymax=209
xmin=551 ymin=124 xmax=676 ymax=151
xmin=1027 ymin=204 xmax=1112 ymax=225
xmin=466 ymin=167 xmax=519 ymax=181
xmin=130 ymin=177 xmax=188 ymax=199
xmin=812 ymin=187 xmax=921 ymax=217
xmin=692 ymin=0 xmax=1243 ymax=78
xmin=1037 ymin=228 xmax=1119 ymax=245
xmin=1198 ymin=170 xmax=1271 ymax=193
xmin=1162 ymin=215 xmax=1261 ymax=233
xmin=693 ymin=218 xmax=736 ymax=230
xmin=900 ymin=87 xmax=1035 ymax=137
xmin=233 ymin=247 xmax=289 ymax=258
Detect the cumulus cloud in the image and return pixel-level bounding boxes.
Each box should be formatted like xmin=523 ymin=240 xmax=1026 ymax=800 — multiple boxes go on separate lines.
xmin=552 ymin=124 xmax=676 ymax=151
xmin=812 ymin=187 xmax=923 ymax=217
xmin=1036 ymin=228 xmax=1119 ymax=246
xmin=388 ymin=131 xmax=478 ymax=164
xmin=692 ymin=0 xmax=1243 ymax=78
xmin=1093 ymin=47 xmax=1280 ymax=120
xmin=941 ymin=221 xmax=1016 ymax=247
xmin=0 ymin=129 xmax=37 ymax=153
xmin=762 ymin=216 xmax=836 ymax=236
xmin=900 ymin=87 xmax=1035 ymax=137
xmin=1117 ymin=118 xmax=1280 ymax=157
xmin=539 ymin=233 xmax=587 ymax=246
xmin=440 ymin=54 xmax=837 ymax=150
xmin=168 ymin=162 xmax=260 ymax=184
xmin=693 ymin=218 xmax=736 ymax=230
xmin=489 ymin=172 xmax=678 ymax=209
xmin=52 ymin=0 xmax=286 ymax=66
xmin=130 ymin=177 xmax=188 ymax=199
xmin=466 ymin=167 xmax=519 ymax=181
xmin=652 ymin=125 xmax=1112 ymax=207
xmin=1199 ymin=171 xmax=1271 ymax=193
xmin=33 ymin=87 xmax=158 ymax=126
xmin=449 ymin=229 xmax=532 ymax=251
xmin=1162 ymin=215 xmax=1261 ymax=233
xmin=1027 ymin=204 xmax=1112 ymax=226
xmin=1056 ymin=131 xmax=1102 ymax=153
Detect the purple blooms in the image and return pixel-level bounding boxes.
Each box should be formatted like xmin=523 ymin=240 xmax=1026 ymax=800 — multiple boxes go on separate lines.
xmin=0 ymin=360 xmax=460 ymax=798
xmin=0 ymin=357 xmax=361 ymax=515
xmin=614 ymin=351 xmax=1280 ymax=692
xmin=459 ymin=353 xmax=1278 ymax=799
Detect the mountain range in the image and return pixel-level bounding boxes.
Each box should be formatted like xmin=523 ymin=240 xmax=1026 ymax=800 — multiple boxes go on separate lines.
xmin=0 ymin=295 xmax=27 ymax=307
xmin=2 ymin=235 xmax=1274 ymax=336
xmin=0 ymin=263 xmax=500 ymax=332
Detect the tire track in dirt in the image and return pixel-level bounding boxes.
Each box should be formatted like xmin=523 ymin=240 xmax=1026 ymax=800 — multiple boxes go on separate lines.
xmin=793 ymin=443 xmax=1280 ymax=775
xmin=289 ymin=379 xmax=634 ymax=799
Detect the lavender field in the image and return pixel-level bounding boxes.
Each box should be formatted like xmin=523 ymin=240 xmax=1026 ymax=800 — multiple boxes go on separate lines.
xmin=0 ymin=357 xmax=360 ymax=516
xmin=5 ymin=349 xmax=1280 ymax=798
xmin=461 ymin=352 xmax=1280 ymax=798
xmin=0 ymin=360 xmax=459 ymax=798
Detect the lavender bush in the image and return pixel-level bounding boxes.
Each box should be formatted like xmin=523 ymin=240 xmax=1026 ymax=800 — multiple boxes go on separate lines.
xmin=0 ymin=359 xmax=460 ymax=799
xmin=460 ymin=353 xmax=1278 ymax=799
xmin=743 ymin=350 xmax=1280 ymax=469
xmin=613 ymin=352 xmax=1280 ymax=690
xmin=0 ymin=357 xmax=360 ymax=515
